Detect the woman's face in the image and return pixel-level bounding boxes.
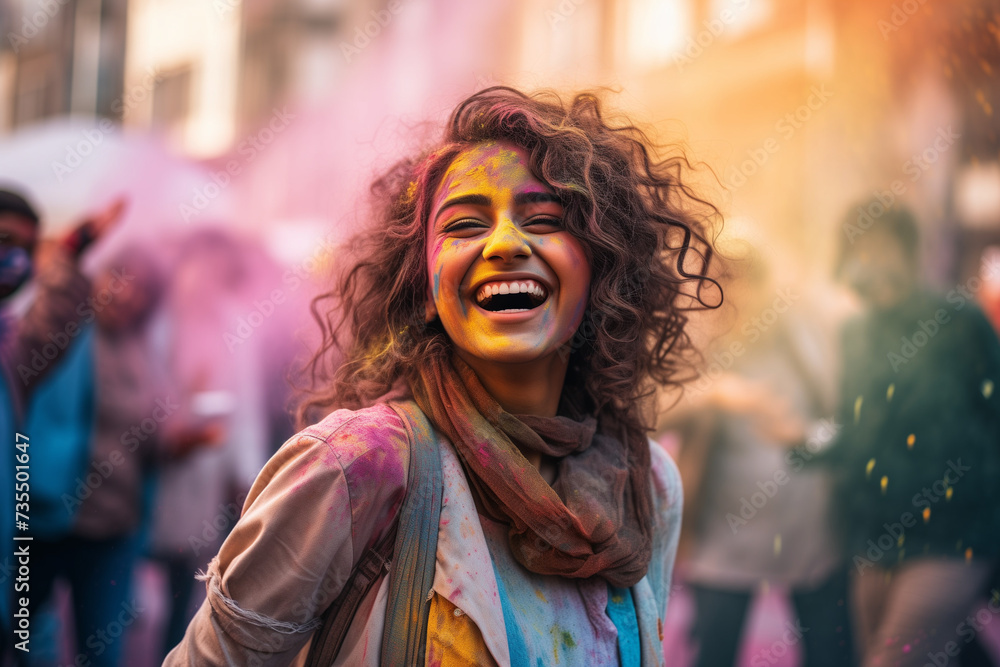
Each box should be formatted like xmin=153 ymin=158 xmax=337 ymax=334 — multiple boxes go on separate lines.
xmin=425 ymin=141 xmax=591 ymax=366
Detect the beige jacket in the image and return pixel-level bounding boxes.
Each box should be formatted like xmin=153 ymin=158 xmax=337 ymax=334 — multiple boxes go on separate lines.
xmin=164 ymin=403 xmax=683 ymax=666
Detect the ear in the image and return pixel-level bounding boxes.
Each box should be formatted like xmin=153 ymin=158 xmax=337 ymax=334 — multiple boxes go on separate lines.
xmin=424 ymin=298 xmax=437 ymax=323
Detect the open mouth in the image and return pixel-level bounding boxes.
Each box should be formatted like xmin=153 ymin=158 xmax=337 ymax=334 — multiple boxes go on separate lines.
xmin=475 ymin=279 xmax=548 ymax=313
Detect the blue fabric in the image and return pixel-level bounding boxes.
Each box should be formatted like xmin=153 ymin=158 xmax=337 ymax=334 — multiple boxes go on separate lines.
xmin=24 ymin=324 xmax=95 ymax=538
xmin=134 ymin=471 xmax=158 ymax=554
xmin=31 ymin=533 xmax=141 ymax=667
xmin=606 ymin=585 xmax=641 ymax=667
xmin=491 ymin=558 xmax=531 ymax=667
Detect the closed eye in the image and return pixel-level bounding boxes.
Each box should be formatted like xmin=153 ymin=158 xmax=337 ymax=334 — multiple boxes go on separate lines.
xmin=523 ymin=215 xmax=563 ymax=230
xmin=443 ymin=218 xmax=489 ymax=234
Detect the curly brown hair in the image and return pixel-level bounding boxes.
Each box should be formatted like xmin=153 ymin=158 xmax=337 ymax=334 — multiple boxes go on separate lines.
xmin=296 ymin=86 xmax=721 ymax=432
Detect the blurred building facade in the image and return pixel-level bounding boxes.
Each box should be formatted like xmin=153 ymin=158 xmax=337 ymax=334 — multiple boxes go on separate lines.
xmin=1 ymin=0 xmax=998 ymax=282
xmin=1 ymin=0 xmax=128 ymax=128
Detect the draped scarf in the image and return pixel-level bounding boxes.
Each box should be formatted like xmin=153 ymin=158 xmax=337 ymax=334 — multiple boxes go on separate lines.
xmin=408 ymin=353 xmax=653 ymax=588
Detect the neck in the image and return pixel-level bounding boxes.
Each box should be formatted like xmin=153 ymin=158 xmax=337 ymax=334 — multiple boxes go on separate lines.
xmin=455 ymin=349 xmax=568 ymax=418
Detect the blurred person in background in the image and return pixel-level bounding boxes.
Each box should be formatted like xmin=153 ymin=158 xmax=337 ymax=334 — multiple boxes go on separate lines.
xmin=819 ymin=203 xmax=1000 ymax=667
xmin=0 ymin=190 xmax=122 ymax=663
xmin=22 ymin=243 xmax=218 ymax=667
xmin=163 ymin=87 xmax=716 ymax=666
xmin=667 ymin=250 xmax=854 ymax=667
xmin=147 ymin=228 xmax=270 ymax=660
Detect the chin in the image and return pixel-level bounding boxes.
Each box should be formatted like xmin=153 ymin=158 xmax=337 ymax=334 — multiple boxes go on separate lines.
xmin=459 ymin=338 xmax=565 ymax=365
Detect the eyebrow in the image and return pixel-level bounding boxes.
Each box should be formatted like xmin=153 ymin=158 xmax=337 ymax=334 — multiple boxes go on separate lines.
xmin=514 ymin=191 xmax=561 ymax=206
xmin=436 ymin=193 xmax=493 ymax=217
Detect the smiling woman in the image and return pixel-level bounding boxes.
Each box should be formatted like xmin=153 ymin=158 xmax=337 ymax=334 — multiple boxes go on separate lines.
xmin=165 ymin=86 xmax=721 ymax=666
xmin=424 ymin=141 xmax=593 ymax=419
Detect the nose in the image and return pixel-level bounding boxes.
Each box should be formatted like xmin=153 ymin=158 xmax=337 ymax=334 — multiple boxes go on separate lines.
xmin=483 ymin=218 xmax=531 ymax=263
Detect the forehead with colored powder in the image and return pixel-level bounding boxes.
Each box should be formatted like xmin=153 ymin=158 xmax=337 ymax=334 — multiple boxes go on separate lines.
xmin=431 ymin=141 xmax=547 ymax=211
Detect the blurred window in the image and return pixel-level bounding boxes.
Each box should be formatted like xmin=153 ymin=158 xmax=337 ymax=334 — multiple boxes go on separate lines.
xmin=151 ymin=66 xmax=192 ymax=136
xmin=707 ymin=0 xmax=772 ymax=38
xmin=627 ymin=0 xmax=691 ymax=66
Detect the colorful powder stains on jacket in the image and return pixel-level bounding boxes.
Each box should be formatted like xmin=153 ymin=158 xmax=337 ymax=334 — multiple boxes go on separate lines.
xmin=548 ymin=626 xmax=576 ymax=663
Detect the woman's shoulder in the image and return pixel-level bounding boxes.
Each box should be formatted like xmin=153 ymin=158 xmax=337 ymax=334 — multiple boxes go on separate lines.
xmin=299 ymin=402 xmax=410 ymax=458
xmin=263 ymin=402 xmax=412 ymax=496
xmin=647 ymin=437 xmax=683 ymax=515
xmin=643 ymin=438 xmax=683 ymax=614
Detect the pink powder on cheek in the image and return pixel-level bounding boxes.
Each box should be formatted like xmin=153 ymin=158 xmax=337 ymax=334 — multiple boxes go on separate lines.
xmin=426 ymin=237 xmax=445 ymax=302
xmin=431 ymin=238 xmax=478 ymax=311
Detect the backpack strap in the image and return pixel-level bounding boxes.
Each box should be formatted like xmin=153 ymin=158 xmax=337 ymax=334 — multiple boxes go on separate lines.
xmin=381 ymin=400 xmax=443 ymax=665
xmin=304 ymin=518 xmax=398 ymax=666
xmin=304 ymin=400 xmax=442 ymax=666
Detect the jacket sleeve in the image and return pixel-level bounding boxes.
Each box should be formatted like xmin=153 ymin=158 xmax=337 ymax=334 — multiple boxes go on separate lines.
xmin=163 ymin=407 xmax=409 ymax=666
xmin=8 ymin=245 xmax=90 ymax=401
xmin=647 ymin=439 xmax=683 ymax=621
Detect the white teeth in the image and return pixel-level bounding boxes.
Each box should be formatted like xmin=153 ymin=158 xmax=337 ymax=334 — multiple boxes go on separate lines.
xmin=475 ymin=279 xmax=548 ymax=305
